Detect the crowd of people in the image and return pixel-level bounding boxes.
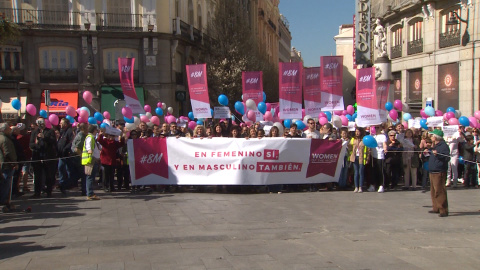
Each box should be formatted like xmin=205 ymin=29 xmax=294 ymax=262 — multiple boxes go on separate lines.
xmin=0 ymin=114 xmax=478 ymax=216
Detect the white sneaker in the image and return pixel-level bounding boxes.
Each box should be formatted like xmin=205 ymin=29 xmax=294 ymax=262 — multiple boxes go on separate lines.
xmin=358 ymin=187 xmax=363 ymax=193
xmin=378 ymin=186 xmax=385 ymax=193
xmin=354 ymin=187 xmax=358 ymax=193
xmin=367 ymin=185 xmax=375 ymax=192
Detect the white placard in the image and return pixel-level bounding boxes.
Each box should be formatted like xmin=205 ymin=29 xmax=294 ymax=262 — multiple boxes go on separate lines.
xmin=442 ymin=125 xmax=458 ymax=138
xmin=427 ymin=116 xmax=444 ymax=128
xmin=348 ymin=122 xmax=356 ymax=131
xmin=213 ymin=107 xmax=231 ymax=119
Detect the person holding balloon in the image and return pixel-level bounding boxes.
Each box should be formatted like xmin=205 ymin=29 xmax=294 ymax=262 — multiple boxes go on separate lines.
xmin=349 ymin=127 xmax=369 ymax=193
xmin=369 ymin=125 xmax=388 ymax=193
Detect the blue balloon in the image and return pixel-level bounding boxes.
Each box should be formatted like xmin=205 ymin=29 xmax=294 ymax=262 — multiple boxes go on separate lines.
xmin=295 ymin=120 xmax=306 ymax=130
xmin=66 ymin=115 xmax=74 ymax=124
xmin=39 ymin=109 xmax=48 ymax=118
xmin=446 ymin=107 xmax=456 ymax=113
xmin=235 ymin=101 xmax=245 ymax=115
xmin=284 ymin=119 xmax=291 ymax=129
xmin=325 ymin=111 xmax=332 ymax=121
xmin=196 ymin=120 xmax=204 ymax=125
xmin=459 ymin=156 xmax=465 ymax=165
xmin=363 ymin=135 xmax=378 ymax=148
xmin=263 ymin=92 xmax=266 ymax=102
xmin=420 ymin=119 xmax=428 ymax=130
xmin=257 ymin=102 xmax=267 ymax=114
xmin=210 ymin=108 xmax=214 ymax=116
xmin=124 ymin=116 xmax=134 ymax=123
xmin=385 ymin=102 xmax=393 ymax=111
xmin=155 ymin=107 xmax=164 ymax=116
xmin=424 ymin=106 xmax=435 ymax=117
xmin=188 ymin=111 xmax=194 ymax=120
xmin=100 ymin=123 xmax=110 ymax=129
xmin=218 ymin=94 xmax=229 ymax=106
xmin=11 ymin=99 xmax=21 ymax=110
xmin=403 ymin=113 xmax=412 ymax=121
xmin=346 ymin=114 xmax=352 ymax=121
xmin=352 ymin=113 xmax=357 ymax=120
xmin=459 ymin=116 xmax=470 ymax=127
xmin=94 ymin=112 xmax=103 ymax=122
xmin=88 ymin=117 xmax=97 ymax=124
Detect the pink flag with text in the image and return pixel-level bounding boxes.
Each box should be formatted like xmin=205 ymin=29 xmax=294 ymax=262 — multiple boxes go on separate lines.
xmin=242 ymin=71 xmax=264 ymax=122
xmin=320 ymin=56 xmax=344 ymax=111
xmin=186 ymin=64 xmax=212 ymax=118
xmin=118 ymin=58 xmax=144 ymax=114
xmin=356 ymin=68 xmax=381 ymax=127
xmin=376 ymin=80 xmax=390 ymax=123
xmin=279 ymin=62 xmax=303 ymax=119
xmin=303 ymin=67 xmax=322 ymax=116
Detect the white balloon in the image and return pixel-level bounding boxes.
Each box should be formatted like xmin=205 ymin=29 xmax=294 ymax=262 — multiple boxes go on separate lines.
xmin=402 ymin=103 xmax=410 ymax=113
xmin=103 ymin=119 xmax=111 ymax=126
xmin=246 ymin=99 xmax=257 ymax=111
xmin=146 ymin=112 xmax=152 ymax=119
xmin=455 ymin=110 xmax=461 ymax=118
xmin=162 ymin=103 xmax=167 ymax=110
xmin=303 ymin=115 xmax=312 ymax=122
xmin=273 ymin=122 xmax=284 ymax=136
xmin=125 ymin=123 xmax=136 ymax=131
xmin=146 ymin=121 xmax=154 ymax=127
xmin=167 ymin=107 xmax=174 ymax=114
xmin=133 ymin=116 xmax=140 ymax=126
xmin=332 ymin=115 xmax=342 ymax=129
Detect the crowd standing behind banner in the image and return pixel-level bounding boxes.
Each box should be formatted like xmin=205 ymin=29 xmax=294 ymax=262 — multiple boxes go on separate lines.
xmin=0 ymin=116 xmax=479 ymax=216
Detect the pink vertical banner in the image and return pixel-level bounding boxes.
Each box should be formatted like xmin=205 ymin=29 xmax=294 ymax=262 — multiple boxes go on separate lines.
xmin=279 ymin=62 xmax=303 ymax=119
xmin=186 ymin=64 xmax=212 ymax=118
xmin=303 ymin=67 xmax=322 ymax=116
xmin=376 ymin=80 xmax=390 ymax=123
xmin=320 ymin=56 xmax=344 ymax=111
xmin=118 ymin=58 xmax=145 ymax=114
xmin=242 ymin=71 xmax=264 ymax=122
xmin=356 ymin=68 xmax=381 ymax=127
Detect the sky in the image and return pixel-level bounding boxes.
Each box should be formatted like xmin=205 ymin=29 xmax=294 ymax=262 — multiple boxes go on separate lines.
xmin=278 ymin=0 xmax=355 ymax=67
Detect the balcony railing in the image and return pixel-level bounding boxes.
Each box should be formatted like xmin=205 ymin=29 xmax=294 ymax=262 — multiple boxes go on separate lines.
xmin=407 ymin=39 xmax=423 ymax=55
xmin=0 ymin=69 xmax=24 ymax=81
xmin=439 ymin=31 xmax=461 ymax=48
xmin=390 ymin=44 xmax=402 ymax=59
xmin=0 ymin=8 xmax=81 ymax=29
xmin=39 ymin=68 xmax=78 ymax=83
xmin=96 ymin=13 xmax=142 ymax=31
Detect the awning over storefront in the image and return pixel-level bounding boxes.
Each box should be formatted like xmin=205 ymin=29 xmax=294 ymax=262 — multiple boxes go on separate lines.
xmin=39 ymin=90 xmax=79 ymax=116
xmin=0 ymin=89 xmax=27 ymax=120
xmin=101 ymin=86 xmax=144 ymax=120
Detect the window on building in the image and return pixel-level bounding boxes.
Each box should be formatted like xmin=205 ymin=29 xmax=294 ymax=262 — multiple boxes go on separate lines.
xmin=441 ymin=8 xmax=461 ymax=34
xmin=439 ymin=8 xmax=461 ymax=48
xmin=197 ymin=4 xmax=202 ymax=30
xmin=42 ymin=0 xmax=69 ymax=25
xmin=39 ymin=46 xmax=75 ymax=69
xmin=0 ymin=0 xmax=12 ymax=9
xmin=409 ymin=20 xmax=422 ymax=41
xmin=106 ymin=0 xmax=132 ymax=26
xmin=390 ymin=25 xmax=403 ymax=58
xmin=188 ymin=0 xmax=194 ymax=25
xmin=103 ymin=48 xmax=138 ymax=70
xmin=407 ymin=18 xmax=423 ymax=55
xmin=175 ymin=0 xmax=180 ymax=18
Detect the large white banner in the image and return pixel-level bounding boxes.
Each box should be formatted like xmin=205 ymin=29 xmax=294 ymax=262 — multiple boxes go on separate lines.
xmin=128 ymin=138 xmax=346 ymax=186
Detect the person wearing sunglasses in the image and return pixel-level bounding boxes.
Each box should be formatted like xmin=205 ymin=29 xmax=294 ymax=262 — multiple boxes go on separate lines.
xmin=302 ymin=118 xmax=320 ymax=139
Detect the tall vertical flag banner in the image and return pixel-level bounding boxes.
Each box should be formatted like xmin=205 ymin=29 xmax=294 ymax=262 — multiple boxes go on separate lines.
xmin=303 ymin=67 xmax=322 ymax=116
xmin=376 ymin=81 xmax=389 ymax=122
xmin=320 ymin=56 xmax=344 ymax=111
xmin=356 ymin=67 xmax=381 ymax=127
xmin=186 ymin=64 xmax=212 ymax=118
xmin=242 ymin=71 xmax=264 ymax=121
xmin=118 ymin=58 xmax=145 ymax=114
xmin=279 ymin=62 xmax=303 ymax=119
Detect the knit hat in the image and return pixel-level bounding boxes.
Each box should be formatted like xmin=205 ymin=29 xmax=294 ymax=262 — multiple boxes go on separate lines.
xmin=429 ymin=129 xmax=444 ymax=138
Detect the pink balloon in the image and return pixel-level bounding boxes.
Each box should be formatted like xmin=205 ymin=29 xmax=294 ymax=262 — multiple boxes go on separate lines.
xmin=122 ymin=107 xmax=133 ymax=119
xmin=83 ymin=91 xmax=93 ymax=104
xmin=26 ymin=104 xmax=37 ymax=116
xmin=144 ymin=105 xmax=151 ymax=113
xmin=188 ymin=121 xmax=197 ymax=130
xmin=264 ymin=111 xmax=273 ymax=121
xmin=48 ymin=114 xmax=59 ymax=126
xmin=179 ymin=116 xmax=189 ymax=121
xmin=394 ymin=100 xmax=402 ymax=111
xmin=334 ymin=110 xmax=343 ymax=116
xmin=402 ymin=121 xmax=408 ymax=129
xmin=79 ymin=109 xmax=89 ymax=119
xmin=72 ymin=122 xmax=78 ymax=127
xmin=443 ymin=113 xmax=448 ymax=121
xmin=445 ymin=112 xmax=455 ymax=120
xmin=166 ymin=115 xmax=176 ymax=124
xmin=78 ymin=116 xmax=87 ymax=123
xmin=346 ymin=105 xmax=355 ymax=115
xmin=342 ymin=110 xmax=348 ymax=116
xmin=157 ymin=102 xmax=162 ymax=108
xmin=448 ymin=118 xmax=460 ymax=125
xmin=340 ymin=115 xmax=348 ymax=126
xmin=389 ymin=110 xmax=398 ymax=121
xmin=435 ymin=110 xmax=443 ymax=117
xmin=103 ymin=111 xmax=110 ymax=119
xmin=65 ymin=105 xmax=76 ymax=117
xmin=266 ymin=103 xmax=272 ymax=112
xmin=469 ymin=117 xmax=477 ymax=128
xmin=319 ymin=117 xmax=328 ymax=125
xmin=420 ymin=109 xmax=428 ymax=119
xmin=140 ymin=115 xmax=149 ymax=123
xmin=247 ymin=110 xmax=256 ymax=122
xmin=150 ymin=116 xmax=160 ymax=126
xmin=76 ymin=108 xmax=81 ymax=115
xmin=318 ymin=112 xmax=327 ymax=119
xmin=475 ymin=110 xmax=480 ymax=120
xmin=45 ymin=119 xmax=52 ymax=129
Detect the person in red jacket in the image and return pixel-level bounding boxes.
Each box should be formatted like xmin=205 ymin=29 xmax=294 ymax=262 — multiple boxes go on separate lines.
xmin=97 ymin=129 xmax=125 ymax=192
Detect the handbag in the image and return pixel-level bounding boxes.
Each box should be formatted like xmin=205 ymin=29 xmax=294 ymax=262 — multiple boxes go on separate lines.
xmin=84 ymin=164 xmax=94 ymax=175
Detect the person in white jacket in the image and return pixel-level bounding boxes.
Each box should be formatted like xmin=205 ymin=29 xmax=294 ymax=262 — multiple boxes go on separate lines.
xmin=445 ymin=127 xmax=464 ymax=187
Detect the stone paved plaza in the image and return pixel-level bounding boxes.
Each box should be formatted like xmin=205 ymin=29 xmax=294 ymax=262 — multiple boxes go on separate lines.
xmin=1 ymin=187 xmax=480 ymax=270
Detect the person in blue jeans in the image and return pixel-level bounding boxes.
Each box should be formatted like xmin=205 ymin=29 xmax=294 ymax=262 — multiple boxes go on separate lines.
xmin=349 ymin=127 xmax=369 ymax=193
xmin=82 ymin=125 xmax=101 ymax=200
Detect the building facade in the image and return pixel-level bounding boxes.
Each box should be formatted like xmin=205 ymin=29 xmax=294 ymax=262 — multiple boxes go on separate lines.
xmin=371 ymin=0 xmax=478 ymax=116
xmin=0 ymin=0 xmax=214 ymax=121
xmin=278 ymin=13 xmax=290 ymax=62
xmin=252 ymin=0 xmax=280 ymax=68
